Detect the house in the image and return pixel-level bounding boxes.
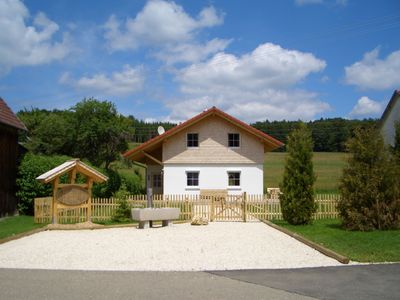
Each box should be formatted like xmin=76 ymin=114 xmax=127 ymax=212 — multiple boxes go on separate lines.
xmin=0 ymin=98 xmax=27 ymax=217
xmin=380 ymin=90 xmax=400 ymax=146
xmin=123 ymin=107 xmax=283 ymax=195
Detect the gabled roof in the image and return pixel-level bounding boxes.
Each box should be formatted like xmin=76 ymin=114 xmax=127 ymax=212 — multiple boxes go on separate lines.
xmin=379 ymin=90 xmax=400 ymax=127
xmin=123 ymin=106 xmax=284 ymax=160
xmin=0 ymin=98 xmax=27 ymax=130
xmin=36 ymin=159 xmax=108 ymax=184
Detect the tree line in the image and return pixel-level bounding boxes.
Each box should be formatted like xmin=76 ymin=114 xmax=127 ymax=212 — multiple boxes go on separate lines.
xmin=252 ymin=118 xmax=377 ymax=152
xmin=18 ymin=98 xmax=379 ymax=166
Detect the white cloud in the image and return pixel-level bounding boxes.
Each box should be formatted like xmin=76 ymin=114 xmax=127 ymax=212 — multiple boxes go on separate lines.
xmin=60 ymin=65 xmax=145 ymax=96
xmin=349 ymin=96 xmax=384 ymax=117
xmin=154 ymin=38 xmax=232 ymax=65
xmin=345 ymin=48 xmax=400 ymax=90
xmin=295 ymin=0 xmax=348 ymax=6
xmin=166 ymin=43 xmax=329 ymax=122
xmin=178 ymin=43 xmax=326 ymax=92
xmin=104 ymin=0 xmax=224 ymax=51
xmin=0 ymin=0 xmax=71 ymax=72
xmin=295 ymin=0 xmax=323 ymax=5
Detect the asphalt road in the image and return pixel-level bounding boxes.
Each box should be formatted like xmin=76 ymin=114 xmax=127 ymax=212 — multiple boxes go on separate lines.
xmin=1 ymin=264 xmax=399 ymax=300
xmin=211 ymin=264 xmax=400 ymax=300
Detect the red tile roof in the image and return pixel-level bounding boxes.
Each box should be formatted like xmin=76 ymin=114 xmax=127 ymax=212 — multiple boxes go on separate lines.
xmin=0 ymin=98 xmax=27 ymax=130
xmin=123 ymin=106 xmax=284 ymax=160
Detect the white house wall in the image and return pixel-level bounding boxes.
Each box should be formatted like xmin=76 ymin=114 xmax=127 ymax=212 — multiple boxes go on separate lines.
xmin=163 ymin=164 xmax=263 ymax=195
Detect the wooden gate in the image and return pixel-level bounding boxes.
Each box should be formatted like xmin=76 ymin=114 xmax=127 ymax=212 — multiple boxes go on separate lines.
xmin=200 ymin=190 xmax=244 ymax=222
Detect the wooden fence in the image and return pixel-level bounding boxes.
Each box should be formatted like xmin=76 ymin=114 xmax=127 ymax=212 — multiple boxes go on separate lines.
xmin=34 ymin=193 xmax=340 ymax=224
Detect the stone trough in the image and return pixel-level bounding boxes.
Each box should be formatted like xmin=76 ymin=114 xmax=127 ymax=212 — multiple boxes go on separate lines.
xmin=131 ymin=208 xmax=180 ymax=229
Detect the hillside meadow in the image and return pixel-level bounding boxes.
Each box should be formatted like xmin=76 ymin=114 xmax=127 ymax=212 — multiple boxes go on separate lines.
xmin=264 ymin=152 xmax=348 ymax=193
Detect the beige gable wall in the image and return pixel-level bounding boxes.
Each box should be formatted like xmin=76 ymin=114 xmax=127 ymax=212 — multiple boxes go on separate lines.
xmin=163 ymin=115 xmax=264 ymax=164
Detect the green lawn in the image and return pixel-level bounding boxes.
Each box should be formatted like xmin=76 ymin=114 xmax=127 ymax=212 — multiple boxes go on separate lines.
xmin=264 ymin=152 xmax=348 ymax=193
xmin=273 ymin=219 xmax=400 ymax=262
xmin=0 ymin=216 xmax=47 ymax=240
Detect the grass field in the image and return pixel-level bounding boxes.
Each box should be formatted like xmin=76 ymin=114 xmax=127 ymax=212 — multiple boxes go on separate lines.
xmin=264 ymin=152 xmax=348 ymax=193
xmin=273 ymin=219 xmax=400 ymax=262
xmin=0 ymin=216 xmax=46 ymax=240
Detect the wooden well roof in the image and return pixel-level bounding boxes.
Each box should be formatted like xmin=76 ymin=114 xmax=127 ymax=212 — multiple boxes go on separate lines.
xmin=36 ymin=159 xmax=108 ymax=184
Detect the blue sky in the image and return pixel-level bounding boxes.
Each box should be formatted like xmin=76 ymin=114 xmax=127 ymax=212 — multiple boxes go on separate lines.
xmin=0 ymin=0 xmax=399 ymax=123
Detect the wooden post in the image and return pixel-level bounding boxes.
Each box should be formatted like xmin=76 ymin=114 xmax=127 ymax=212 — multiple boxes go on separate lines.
xmin=52 ymin=177 xmax=59 ymax=224
xmin=211 ymin=196 xmax=215 ymax=222
xmin=69 ymin=168 xmax=77 ymax=184
xmin=87 ymin=178 xmax=93 ymax=222
xmin=243 ymin=192 xmax=247 ymax=222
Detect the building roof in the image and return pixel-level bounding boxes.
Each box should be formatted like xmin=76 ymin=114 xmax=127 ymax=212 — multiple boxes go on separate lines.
xmin=36 ymin=159 xmax=108 ymax=184
xmin=123 ymin=106 xmax=284 ymax=161
xmin=379 ymin=90 xmax=400 ymax=127
xmin=0 ymin=98 xmax=27 ymax=131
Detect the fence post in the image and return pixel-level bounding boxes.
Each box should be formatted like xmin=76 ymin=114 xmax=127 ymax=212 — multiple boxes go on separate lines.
xmin=243 ymin=192 xmax=247 ymax=222
xmin=210 ymin=196 xmax=215 ymax=222
xmin=52 ymin=177 xmax=59 ymax=224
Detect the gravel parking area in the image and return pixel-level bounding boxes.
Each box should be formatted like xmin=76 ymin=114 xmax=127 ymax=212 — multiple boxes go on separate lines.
xmin=0 ymin=222 xmax=344 ymax=271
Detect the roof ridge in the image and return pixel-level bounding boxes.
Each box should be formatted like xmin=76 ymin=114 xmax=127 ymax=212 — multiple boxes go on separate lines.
xmin=123 ymin=106 xmax=283 ymax=159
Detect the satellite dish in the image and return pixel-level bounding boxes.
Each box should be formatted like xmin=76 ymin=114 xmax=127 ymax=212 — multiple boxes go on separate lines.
xmin=157 ymin=126 xmax=165 ymax=135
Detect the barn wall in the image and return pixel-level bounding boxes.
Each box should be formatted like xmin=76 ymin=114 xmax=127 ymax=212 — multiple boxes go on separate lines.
xmin=0 ymin=124 xmax=19 ymax=217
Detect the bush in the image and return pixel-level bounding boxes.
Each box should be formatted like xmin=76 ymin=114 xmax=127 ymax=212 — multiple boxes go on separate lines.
xmin=280 ymin=122 xmax=316 ymax=225
xmin=338 ymin=127 xmax=400 ymax=231
xmin=112 ymin=184 xmax=132 ymax=223
xmin=92 ymin=168 xmax=121 ymax=198
xmin=120 ymin=170 xmax=144 ymax=194
xmin=16 ymin=153 xmax=72 ymax=215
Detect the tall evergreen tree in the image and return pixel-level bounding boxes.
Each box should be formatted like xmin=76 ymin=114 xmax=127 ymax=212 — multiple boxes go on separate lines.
xmin=280 ymin=122 xmax=316 ymax=225
xmin=338 ymin=127 xmax=400 ymax=231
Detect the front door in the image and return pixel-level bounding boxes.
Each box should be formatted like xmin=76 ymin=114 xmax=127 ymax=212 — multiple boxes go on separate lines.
xmin=151 ymin=173 xmax=163 ymax=195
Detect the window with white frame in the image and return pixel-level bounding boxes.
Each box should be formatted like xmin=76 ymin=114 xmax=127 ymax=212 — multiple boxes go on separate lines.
xmin=228 ymin=172 xmax=240 ymax=186
xmin=187 ymin=133 xmax=199 ymax=148
xmin=228 ymin=133 xmax=240 ymax=147
xmin=186 ymin=172 xmax=199 ymax=186
xmin=153 ymin=174 xmax=162 ymax=188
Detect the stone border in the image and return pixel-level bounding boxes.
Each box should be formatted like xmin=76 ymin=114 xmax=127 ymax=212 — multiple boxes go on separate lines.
xmin=262 ymin=220 xmax=350 ymax=264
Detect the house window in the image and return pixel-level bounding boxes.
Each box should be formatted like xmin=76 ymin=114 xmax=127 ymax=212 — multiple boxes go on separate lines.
xmin=186 ymin=172 xmax=199 ymax=186
xmin=228 ymin=172 xmax=240 ymax=186
xmin=228 ymin=133 xmax=240 ymax=147
xmin=153 ymin=174 xmax=162 ymax=188
xmin=187 ymin=133 xmax=199 ymax=148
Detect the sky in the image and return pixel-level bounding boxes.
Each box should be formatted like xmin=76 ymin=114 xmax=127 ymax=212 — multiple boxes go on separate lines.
xmin=0 ymin=0 xmax=399 ymax=123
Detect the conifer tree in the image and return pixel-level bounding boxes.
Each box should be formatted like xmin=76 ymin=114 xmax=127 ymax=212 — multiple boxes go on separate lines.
xmin=338 ymin=127 xmax=400 ymax=230
xmin=280 ymin=122 xmax=316 ymax=225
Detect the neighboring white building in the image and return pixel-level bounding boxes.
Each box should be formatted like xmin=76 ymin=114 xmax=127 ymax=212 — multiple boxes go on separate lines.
xmin=123 ymin=107 xmax=283 ymax=195
xmin=380 ymin=90 xmax=400 ymax=146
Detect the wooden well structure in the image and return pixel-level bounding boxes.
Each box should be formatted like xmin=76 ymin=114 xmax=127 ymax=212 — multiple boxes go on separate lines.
xmin=36 ymin=159 xmax=108 ymax=224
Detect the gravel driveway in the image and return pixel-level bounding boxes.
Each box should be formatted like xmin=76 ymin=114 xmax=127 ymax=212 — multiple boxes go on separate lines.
xmin=0 ymin=222 xmax=344 ymax=271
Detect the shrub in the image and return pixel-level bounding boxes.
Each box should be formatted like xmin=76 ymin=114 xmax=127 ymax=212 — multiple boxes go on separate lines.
xmin=112 ymin=184 xmax=132 ymax=223
xmin=92 ymin=168 xmax=121 ymax=198
xmin=280 ymin=122 xmax=316 ymax=225
xmin=120 ymin=170 xmax=144 ymax=195
xmin=16 ymin=153 xmax=72 ymax=215
xmin=338 ymin=127 xmax=400 ymax=231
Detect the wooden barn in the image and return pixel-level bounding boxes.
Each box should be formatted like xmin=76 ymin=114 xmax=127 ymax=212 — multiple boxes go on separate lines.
xmin=0 ymin=98 xmax=27 ymax=217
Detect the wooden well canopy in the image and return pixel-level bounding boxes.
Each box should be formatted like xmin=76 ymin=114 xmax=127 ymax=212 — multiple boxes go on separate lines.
xmin=36 ymin=159 xmax=108 ymax=224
